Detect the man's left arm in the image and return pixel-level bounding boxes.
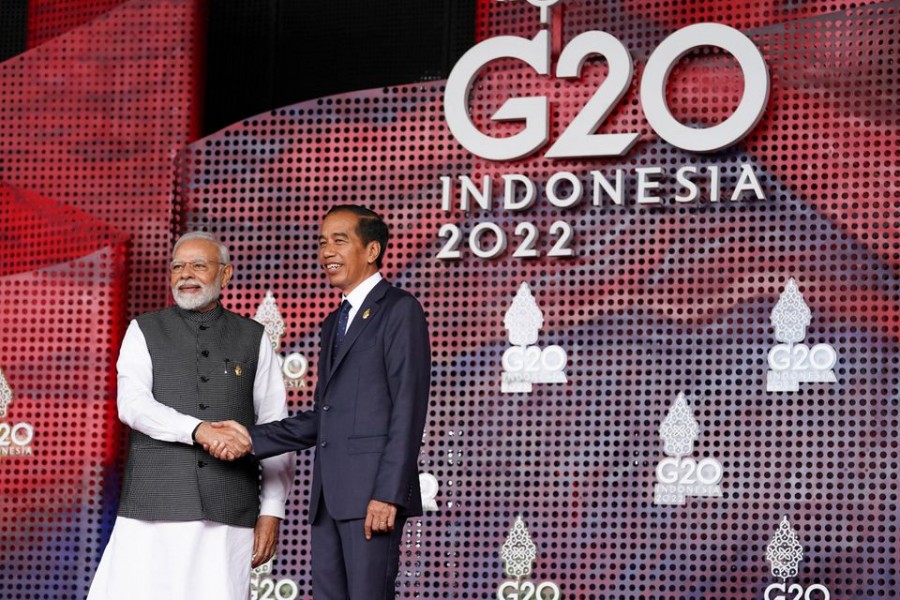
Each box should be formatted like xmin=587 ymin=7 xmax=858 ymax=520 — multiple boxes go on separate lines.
xmin=370 ymin=295 xmax=431 ymax=513
xmin=252 ymin=333 xmax=296 ymax=567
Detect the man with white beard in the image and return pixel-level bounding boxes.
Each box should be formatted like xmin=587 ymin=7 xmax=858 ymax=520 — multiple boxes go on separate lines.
xmin=87 ymin=231 xmax=294 ymax=600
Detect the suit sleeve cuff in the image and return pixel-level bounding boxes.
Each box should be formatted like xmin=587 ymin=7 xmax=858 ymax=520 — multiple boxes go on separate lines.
xmin=372 ymin=495 xmax=405 ymax=510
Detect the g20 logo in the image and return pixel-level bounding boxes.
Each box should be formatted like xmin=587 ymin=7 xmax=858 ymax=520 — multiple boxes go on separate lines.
xmin=501 ymin=344 xmax=567 ymax=374
xmin=0 ymin=422 xmax=33 ymax=447
xmin=655 ymin=456 xmax=723 ymax=487
xmin=252 ymin=579 xmax=299 ymax=600
xmin=444 ymin=0 xmax=770 ymax=160
xmin=497 ymin=581 xmax=561 ymax=600
xmin=764 ymin=583 xmax=830 ymax=600
xmin=767 ymin=343 xmax=837 ymax=373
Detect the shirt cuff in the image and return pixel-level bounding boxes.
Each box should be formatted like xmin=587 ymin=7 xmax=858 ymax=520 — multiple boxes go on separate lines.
xmin=181 ymin=417 xmax=204 ymax=445
xmin=259 ymin=499 xmax=286 ymax=520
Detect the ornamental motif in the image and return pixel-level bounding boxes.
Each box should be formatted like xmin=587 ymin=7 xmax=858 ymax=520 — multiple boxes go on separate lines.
xmin=771 ymin=278 xmax=812 ymax=345
xmin=659 ymin=393 xmax=700 ymax=458
xmin=254 ymin=290 xmax=286 ymax=352
xmin=503 ymin=282 xmax=544 ymax=347
xmin=766 ymin=516 xmax=804 ymax=580
xmin=500 ymin=516 xmax=537 ymax=580
xmin=0 ymin=366 xmax=12 ymax=419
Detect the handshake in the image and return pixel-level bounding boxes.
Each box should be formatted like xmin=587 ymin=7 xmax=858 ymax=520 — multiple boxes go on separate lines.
xmin=194 ymin=420 xmax=252 ymax=461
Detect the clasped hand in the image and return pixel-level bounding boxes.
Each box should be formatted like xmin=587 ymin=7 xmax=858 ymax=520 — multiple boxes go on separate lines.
xmin=195 ymin=421 xmax=252 ymax=461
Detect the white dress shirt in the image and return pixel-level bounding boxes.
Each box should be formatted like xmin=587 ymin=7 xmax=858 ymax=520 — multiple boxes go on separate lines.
xmin=341 ymin=271 xmax=383 ymax=333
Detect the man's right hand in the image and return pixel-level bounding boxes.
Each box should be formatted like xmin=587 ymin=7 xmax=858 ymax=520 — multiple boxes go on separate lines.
xmin=195 ymin=421 xmax=252 ymax=461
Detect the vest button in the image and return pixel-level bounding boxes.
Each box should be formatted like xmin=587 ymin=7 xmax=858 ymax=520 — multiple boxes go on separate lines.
xmin=201 ymin=350 xmax=210 ymax=357
xmin=199 ymin=403 xmax=209 ymax=410
xmin=198 ymin=460 xmax=206 ymax=468
xmin=320 ymin=441 xmax=328 ymax=448
xmin=322 ymin=405 xmax=331 ymax=412
xmin=199 ymin=325 xmax=208 ymax=330
xmin=200 ymin=376 xmax=209 ymax=383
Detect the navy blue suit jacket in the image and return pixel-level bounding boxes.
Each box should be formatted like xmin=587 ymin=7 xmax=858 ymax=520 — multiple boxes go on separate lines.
xmin=250 ymin=279 xmax=431 ymax=522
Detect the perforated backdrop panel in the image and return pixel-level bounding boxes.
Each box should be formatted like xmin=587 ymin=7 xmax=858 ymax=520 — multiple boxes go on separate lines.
xmin=0 ymin=2 xmax=199 ymax=599
xmin=0 ymin=0 xmax=896 ymax=599
xmin=0 ymin=0 xmax=202 ymax=317
xmin=0 ymin=185 xmax=127 ymax=598
xmin=27 ymin=0 xmax=131 ymax=48
xmin=174 ymin=2 xmax=900 ymax=598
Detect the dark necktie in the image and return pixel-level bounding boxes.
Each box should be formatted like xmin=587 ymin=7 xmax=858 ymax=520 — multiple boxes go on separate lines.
xmin=332 ymin=299 xmax=351 ymax=358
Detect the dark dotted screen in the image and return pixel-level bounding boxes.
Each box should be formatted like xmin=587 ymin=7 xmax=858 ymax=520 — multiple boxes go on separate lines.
xmin=2 ymin=0 xmax=899 ymax=599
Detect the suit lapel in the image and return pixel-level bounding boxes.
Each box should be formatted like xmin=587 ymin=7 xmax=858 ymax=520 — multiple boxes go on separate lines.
xmin=327 ymin=279 xmax=390 ymax=380
xmin=320 ymin=309 xmax=339 ymax=379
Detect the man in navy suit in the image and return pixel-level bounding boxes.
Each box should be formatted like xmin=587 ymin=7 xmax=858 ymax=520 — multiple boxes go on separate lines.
xmin=212 ymin=205 xmax=431 ymax=599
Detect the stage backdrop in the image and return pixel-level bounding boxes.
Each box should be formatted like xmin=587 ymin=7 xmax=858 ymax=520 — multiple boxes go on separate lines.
xmin=0 ymin=1 xmax=203 ymax=598
xmin=3 ymin=0 xmax=900 ymax=599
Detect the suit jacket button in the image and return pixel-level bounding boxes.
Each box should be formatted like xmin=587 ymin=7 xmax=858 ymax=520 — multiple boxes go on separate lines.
xmin=200 ymin=376 xmax=209 ymax=383
xmin=320 ymin=441 xmax=328 ymax=448
xmin=322 ymin=405 xmax=331 ymax=412
xmin=201 ymin=350 xmax=210 ymax=357
xmin=199 ymin=403 xmax=209 ymax=410
xmin=199 ymin=325 xmax=208 ymax=330
xmin=198 ymin=460 xmax=206 ymax=468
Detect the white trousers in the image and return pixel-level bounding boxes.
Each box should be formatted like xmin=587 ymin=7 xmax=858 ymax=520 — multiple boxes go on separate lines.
xmin=87 ymin=517 xmax=253 ymax=600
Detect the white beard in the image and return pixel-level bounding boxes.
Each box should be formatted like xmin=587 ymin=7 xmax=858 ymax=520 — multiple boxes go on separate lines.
xmin=172 ymin=277 xmax=222 ymax=311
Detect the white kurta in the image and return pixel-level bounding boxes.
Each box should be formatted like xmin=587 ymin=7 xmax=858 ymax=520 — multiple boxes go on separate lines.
xmin=88 ymin=320 xmax=295 ymax=600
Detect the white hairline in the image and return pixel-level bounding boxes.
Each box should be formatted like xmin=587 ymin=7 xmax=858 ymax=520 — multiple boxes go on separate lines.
xmin=173 ymin=231 xmax=230 ymax=264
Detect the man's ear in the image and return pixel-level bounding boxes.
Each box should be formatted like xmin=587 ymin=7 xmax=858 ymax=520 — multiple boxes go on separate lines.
xmin=367 ymin=241 xmax=381 ymax=265
xmin=221 ymin=263 xmax=234 ymax=288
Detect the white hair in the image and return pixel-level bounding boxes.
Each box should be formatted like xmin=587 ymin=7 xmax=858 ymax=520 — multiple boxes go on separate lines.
xmin=173 ymin=231 xmax=230 ymax=264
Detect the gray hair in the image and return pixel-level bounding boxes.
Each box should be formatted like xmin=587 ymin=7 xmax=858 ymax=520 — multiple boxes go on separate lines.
xmin=173 ymin=231 xmax=230 ymax=264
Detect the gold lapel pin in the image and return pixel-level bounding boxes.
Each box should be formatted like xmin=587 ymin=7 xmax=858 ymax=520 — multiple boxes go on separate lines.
xmin=362 ymin=309 xmax=371 ymax=320
xmin=234 ymin=364 xmax=243 ymax=377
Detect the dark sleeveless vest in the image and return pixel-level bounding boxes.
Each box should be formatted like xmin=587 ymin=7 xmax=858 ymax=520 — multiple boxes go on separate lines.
xmin=117 ymin=304 xmax=263 ymax=527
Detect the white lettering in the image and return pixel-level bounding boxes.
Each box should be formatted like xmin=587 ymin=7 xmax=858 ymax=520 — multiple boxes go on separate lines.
xmin=674 ymin=165 xmax=700 ymax=203
xmin=546 ymin=171 xmax=582 ymax=208
xmin=590 ymin=169 xmax=624 ymax=206
xmin=440 ymin=176 xmax=453 ymax=211
xmin=439 ymin=164 xmax=767 ymax=211
xmin=731 ymin=163 xmax=766 ymax=201
xmin=636 ymin=167 xmax=663 ymax=204
xmin=709 ymin=165 xmax=721 ymax=202
xmin=502 ymin=174 xmax=537 ymax=211
xmin=459 ymin=175 xmax=492 ymax=211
